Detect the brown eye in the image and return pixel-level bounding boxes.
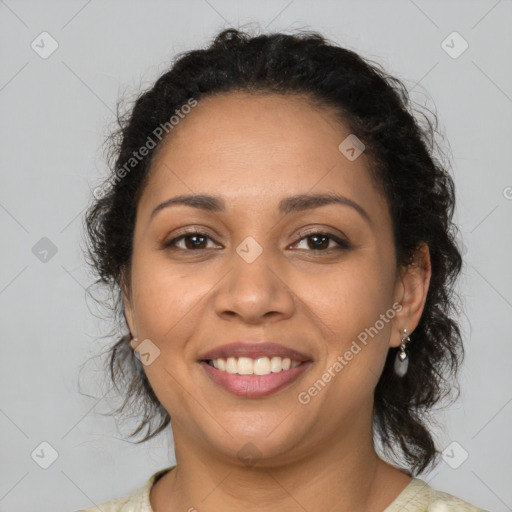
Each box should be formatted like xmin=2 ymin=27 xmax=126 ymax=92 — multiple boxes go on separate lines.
xmin=182 ymin=234 xmax=208 ymax=250
xmin=163 ymin=231 xmax=217 ymax=251
xmin=305 ymin=234 xmax=330 ymax=250
xmin=293 ymin=231 xmax=350 ymax=251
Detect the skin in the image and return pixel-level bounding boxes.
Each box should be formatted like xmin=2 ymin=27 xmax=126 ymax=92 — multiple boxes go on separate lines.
xmin=122 ymin=91 xmax=431 ymax=512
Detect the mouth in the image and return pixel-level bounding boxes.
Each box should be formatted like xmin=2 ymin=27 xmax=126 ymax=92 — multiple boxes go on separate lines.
xmin=198 ymin=342 xmax=312 ymax=398
xmin=204 ymin=356 xmax=302 ymax=374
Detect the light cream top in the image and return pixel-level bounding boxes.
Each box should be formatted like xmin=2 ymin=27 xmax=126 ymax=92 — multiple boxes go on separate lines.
xmin=75 ymin=466 xmax=488 ymax=512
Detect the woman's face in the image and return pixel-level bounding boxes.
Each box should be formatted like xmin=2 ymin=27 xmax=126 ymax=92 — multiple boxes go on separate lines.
xmin=123 ymin=92 xmax=428 ymax=466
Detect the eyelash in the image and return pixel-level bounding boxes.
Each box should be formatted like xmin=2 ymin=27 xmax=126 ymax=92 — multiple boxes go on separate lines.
xmin=162 ymin=230 xmax=350 ymax=253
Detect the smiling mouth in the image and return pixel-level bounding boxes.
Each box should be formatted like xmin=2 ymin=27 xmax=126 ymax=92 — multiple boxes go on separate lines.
xmin=200 ymin=358 xmax=311 ymax=398
xmin=204 ymin=356 xmax=303 ymax=375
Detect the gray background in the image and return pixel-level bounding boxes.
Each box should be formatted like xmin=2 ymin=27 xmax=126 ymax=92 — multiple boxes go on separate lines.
xmin=1 ymin=1 xmax=511 ymax=510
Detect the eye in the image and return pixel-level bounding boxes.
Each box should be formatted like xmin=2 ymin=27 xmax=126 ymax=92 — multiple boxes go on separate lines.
xmin=162 ymin=230 xmax=350 ymax=253
xmin=163 ymin=231 xmax=220 ymax=251
xmin=291 ymin=231 xmax=350 ymax=252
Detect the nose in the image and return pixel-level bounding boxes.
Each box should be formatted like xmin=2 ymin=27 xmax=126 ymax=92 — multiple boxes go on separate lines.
xmin=213 ymin=245 xmax=296 ymax=325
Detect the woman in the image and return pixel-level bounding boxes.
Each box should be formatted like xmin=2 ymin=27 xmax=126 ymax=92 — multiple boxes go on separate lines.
xmin=78 ymin=28 xmax=487 ymax=511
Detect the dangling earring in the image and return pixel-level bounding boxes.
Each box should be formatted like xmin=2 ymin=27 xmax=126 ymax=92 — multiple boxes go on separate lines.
xmin=394 ymin=328 xmax=411 ymax=377
xmin=129 ymin=337 xmax=138 ymax=350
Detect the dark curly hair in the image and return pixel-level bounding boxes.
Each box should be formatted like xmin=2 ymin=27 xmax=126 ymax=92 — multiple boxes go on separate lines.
xmin=83 ymin=27 xmax=463 ymax=476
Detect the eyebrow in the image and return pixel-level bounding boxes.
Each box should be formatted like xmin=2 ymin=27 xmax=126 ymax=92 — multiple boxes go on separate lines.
xmin=150 ymin=193 xmax=371 ymax=224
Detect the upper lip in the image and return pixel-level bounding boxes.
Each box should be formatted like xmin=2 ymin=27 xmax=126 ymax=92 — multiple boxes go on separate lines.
xmin=198 ymin=342 xmax=311 ymax=362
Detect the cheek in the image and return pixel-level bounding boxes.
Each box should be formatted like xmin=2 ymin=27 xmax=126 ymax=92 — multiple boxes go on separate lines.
xmin=302 ymin=250 xmax=395 ymax=336
xmin=129 ymin=250 xmax=206 ymax=336
xmin=301 ymin=250 xmax=396 ymax=398
xmin=129 ymin=256 xmax=205 ymax=420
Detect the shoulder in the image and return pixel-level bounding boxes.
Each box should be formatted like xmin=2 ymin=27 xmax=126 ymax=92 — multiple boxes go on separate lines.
xmin=385 ymin=477 xmax=489 ymax=512
xmin=73 ymin=466 xmax=175 ymax=512
xmin=74 ymin=494 xmax=132 ymax=512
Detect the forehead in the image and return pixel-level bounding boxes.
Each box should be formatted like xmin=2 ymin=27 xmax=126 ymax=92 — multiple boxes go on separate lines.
xmin=138 ymin=91 xmax=385 ymax=220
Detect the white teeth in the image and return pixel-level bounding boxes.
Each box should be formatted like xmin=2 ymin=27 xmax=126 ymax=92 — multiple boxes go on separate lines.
xmin=254 ymin=357 xmax=270 ymax=375
xmin=208 ymin=356 xmax=302 ymax=375
xmin=270 ymin=356 xmax=282 ymax=373
xmin=237 ymin=357 xmax=253 ymax=375
xmin=226 ymin=357 xmax=237 ymax=374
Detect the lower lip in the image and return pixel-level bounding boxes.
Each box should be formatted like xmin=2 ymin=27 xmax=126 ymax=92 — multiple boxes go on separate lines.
xmin=199 ymin=361 xmax=312 ymax=398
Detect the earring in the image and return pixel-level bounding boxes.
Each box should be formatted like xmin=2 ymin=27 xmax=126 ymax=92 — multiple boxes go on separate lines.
xmin=394 ymin=328 xmax=411 ymax=377
xmin=129 ymin=337 xmax=138 ymax=350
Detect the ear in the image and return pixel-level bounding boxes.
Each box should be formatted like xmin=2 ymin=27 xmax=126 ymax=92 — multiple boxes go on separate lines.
xmin=390 ymin=242 xmax=431 ymax=348
xmin=120 ymin=265 xmax=137 ymax=347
